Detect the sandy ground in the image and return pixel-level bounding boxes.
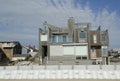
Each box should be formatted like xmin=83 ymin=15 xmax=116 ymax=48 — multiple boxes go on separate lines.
xmin=0 ymin=79 xmax=119 ymax=81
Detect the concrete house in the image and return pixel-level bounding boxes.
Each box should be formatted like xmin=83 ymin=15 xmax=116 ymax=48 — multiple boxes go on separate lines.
xmin=0 ymin=41 xmax=22 ymax=62
xmin=39 ymin=17 xmax=109 ymax=64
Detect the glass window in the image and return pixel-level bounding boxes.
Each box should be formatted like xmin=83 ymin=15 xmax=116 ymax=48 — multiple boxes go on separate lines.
xmin=102 ymin=48 xmax=108 ymax=57
xmin=52 ymin=36 xmax=58 ymax=43
xmin=76 ymin=56 xmax=81 ymax=60
xmin=82 ymin=57 xmax=87 ymax=59
xmin=92 ymin=47 xmax=96 ymax=52
xmin=58 ymin=35 xmax=63 ymax=42
xmin=102 ymin=35 xmax=106 ymax=44
xmin=52 ymin=30 xmax=59 ymax=32
xmin=93 ymin=35 xmax=97 ymax=43
xmin=63 ymin=36 xmax=66 ymax=42
xmin=80 ymin=31 xmax=86 ymax=39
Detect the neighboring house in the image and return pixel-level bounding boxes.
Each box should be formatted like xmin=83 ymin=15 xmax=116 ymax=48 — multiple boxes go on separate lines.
xmin=110 ymin=48 xmax=120 ymax=56
xmin=0 ymin=41 xmax=22 ymax=61
xmin=27 ymin=45 xmax=38 ymax=57
xmin=39 ymin=17 xmax=109 ymax=63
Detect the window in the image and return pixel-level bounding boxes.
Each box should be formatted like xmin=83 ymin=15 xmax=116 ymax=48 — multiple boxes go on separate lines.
xmin=91 ymin=47 xmax=96 ymax=52
xmin=82 ymin=56 xmax=87 ymax=59
xmin=93 ymin=35 xmax=97 ymax=43
xmin=101 ymin=35 xmax=107 ymax=44
xmin=63 ymin=36 xmax=66 ymax=42
xmin=52 ymin=35 xmax=67 ymax=43
xmin=80 ymin=31 xmax=86 ymax=39
xmin=102 ymin=48 xmax=108 ymax=57
xmin=41 ymin=35 xmax=47 ymax=41
xmin=102 ymin=46 xmax=108 ymax=57
xmin=52 ymin=30 xmax=59 ymax=32
xmin=58 ymin=35 xmax=63 ymax=42
xmin=76 ymin=56 xmax=81 ymax=60
xmin=52 ymin=35 xmax=58 ymax=43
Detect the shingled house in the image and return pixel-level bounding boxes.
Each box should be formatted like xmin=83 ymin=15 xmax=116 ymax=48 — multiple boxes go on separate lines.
xmin=0 ymin=41 xmax=22 ymax=62
xmin=39 ymin=17 xmax=109 ymax=64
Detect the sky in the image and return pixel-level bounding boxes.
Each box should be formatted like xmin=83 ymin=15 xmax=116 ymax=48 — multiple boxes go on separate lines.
xmin=0 ymin=0 xmax=120 ymax=49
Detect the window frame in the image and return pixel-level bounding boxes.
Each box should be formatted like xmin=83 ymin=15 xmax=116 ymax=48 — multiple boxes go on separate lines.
xmin=79 ymin=31 xmax=86 ymax=39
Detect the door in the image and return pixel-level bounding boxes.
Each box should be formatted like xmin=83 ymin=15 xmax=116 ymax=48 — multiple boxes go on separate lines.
xmin=50 ymin=45 xmax=63 ymax=56
xmin=63 ymin=45 xmax=88 ymax=56
xmin=91 ymin=47 xmax=97 ymax=59
xmin=63 ymin=45 xmax=74 ymax=55
xmin=75 ymin=45 xmax=88 ymax=56
xmin=42 ymin=46 xmax=47 ymax=58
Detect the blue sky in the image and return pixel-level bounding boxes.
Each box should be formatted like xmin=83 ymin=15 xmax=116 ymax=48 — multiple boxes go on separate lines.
xmin=81 ymin=0 xmax=120 ymax=13
xmin=0 ymin=0 xmax=120 ymax=49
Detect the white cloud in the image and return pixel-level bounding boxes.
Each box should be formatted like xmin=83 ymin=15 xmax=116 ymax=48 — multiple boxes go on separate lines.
xmin=0 ymin=0 xmax=120 ymax=48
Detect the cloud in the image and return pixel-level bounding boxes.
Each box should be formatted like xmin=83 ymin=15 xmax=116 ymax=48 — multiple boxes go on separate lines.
xmin=0 ymin=0 xmax=120 ymax=48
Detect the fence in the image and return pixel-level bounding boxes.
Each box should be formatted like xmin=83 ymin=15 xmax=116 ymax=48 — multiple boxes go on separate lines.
xmin=0 ymin=65 xmax=120 ymax=79
xmin=0 ymin=65 xmax=120 ymax=70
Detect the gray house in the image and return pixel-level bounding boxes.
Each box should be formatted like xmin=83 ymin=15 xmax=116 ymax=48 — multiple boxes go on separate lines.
xmin=39 ymin=17 xmax=109 ymax=64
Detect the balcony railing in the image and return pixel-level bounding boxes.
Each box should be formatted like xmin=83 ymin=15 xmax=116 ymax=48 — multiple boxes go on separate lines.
xmin=49 ymin=38 xmax=73 ymax=43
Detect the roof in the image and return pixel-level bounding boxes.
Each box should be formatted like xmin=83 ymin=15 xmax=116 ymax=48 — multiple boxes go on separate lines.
xmin=28 ymin=45 xmax=38 ymax=52
xmin=0 ymin=41 xmax=20 ymax=43
xmin=0 ymin=41 xmax=22 ymax=48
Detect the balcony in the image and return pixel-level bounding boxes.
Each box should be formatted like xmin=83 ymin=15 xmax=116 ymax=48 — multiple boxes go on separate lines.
xmin=49 ymin=37 xmax=73 ymax=43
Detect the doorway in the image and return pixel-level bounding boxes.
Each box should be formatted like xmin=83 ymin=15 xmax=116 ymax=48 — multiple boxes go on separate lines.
xmin=42 ymin=46 xmax=47 ymax=58
xmin=91 ymin=47 xmax=97 ymax=59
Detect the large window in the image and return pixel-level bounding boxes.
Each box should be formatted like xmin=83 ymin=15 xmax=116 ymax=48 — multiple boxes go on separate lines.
xmin=52 ymin=35 xmax=58 ymax=43
xmin=102 ymin=48 xmax=108 ymax=57
xmin=102 ymin=46 xmax=108 ymax=57
xmin=63 ymin=36 xmax=67 ymax=42
xmin=52 ymin=35 xmax=67 ymax=43
xmin=58 ymin=35 xmax=63 ymax=42
xmin=101 ymin=35 xmax=107 ymax=44
xmin=52 ymin=30 xmax=59 ymax=32
xmin=93 ymin=35 xmax=97 ymax=43
xmin=41 ymin=34 xmax=47 ymax=41
xmin=80 ymin=31 xmax=86 ymax=39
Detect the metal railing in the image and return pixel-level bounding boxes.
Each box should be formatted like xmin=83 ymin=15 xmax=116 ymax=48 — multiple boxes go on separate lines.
xmin=49 ymin=38 xmax=73 ymax=43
